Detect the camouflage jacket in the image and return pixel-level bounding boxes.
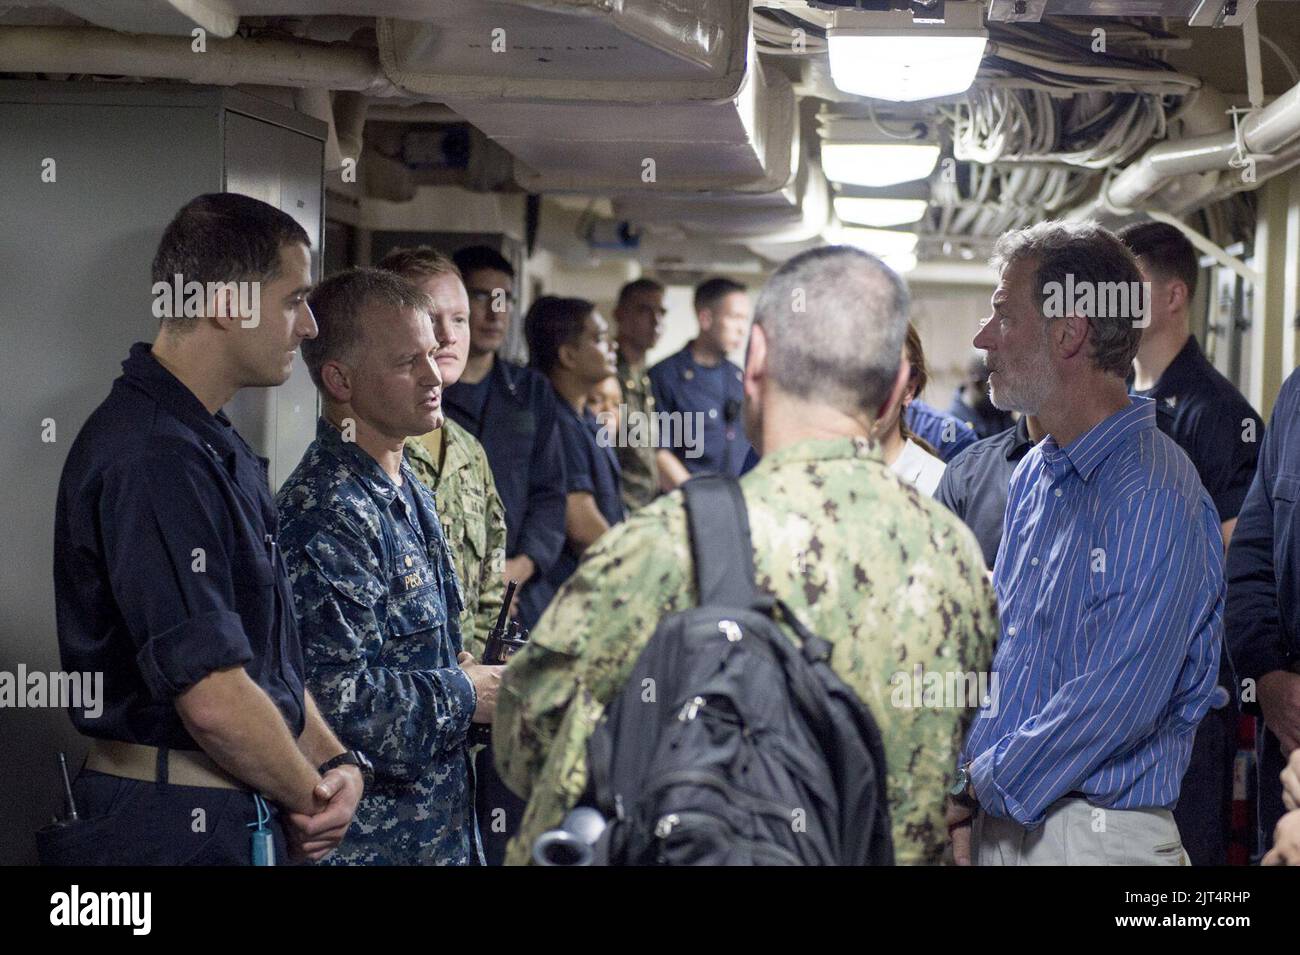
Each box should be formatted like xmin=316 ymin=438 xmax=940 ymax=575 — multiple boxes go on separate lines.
xmin=277 ymin=418 xmax=480 ymax=865
xmin=495 ymin=436 xmax=999 ymax=865
xmin=405 ymin=418 xmax=508 ymax=659
xmin=614 ymin=352 xmax=660 ymax=512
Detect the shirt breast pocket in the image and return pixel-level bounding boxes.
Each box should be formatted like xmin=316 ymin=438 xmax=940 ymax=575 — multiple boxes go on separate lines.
xmin=387 ymin=549 xmax=444 ymax=625
xmin=383 ymin=568 xmax=451 ymax=669
xmin=304 ymin=533 xmax=386 ymax=610
xmin=231 ymin=544 xmax=276 ymax=639
xmin=1276 ymin=471 xmax=1300 ymax=554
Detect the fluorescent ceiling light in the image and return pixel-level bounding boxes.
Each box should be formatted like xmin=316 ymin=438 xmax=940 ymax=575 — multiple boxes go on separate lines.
xmin=881 ymin=251 xmax=919 ymax=274
xmin=836 ymin=227 xmax=919 ymax=257
xmin=822 ymin=143 xmax=940 ymax=188
xmin=828 ymin=8 xmax=988 ymax=103
xmin=834 ymin=196 xmax=928 ymax=227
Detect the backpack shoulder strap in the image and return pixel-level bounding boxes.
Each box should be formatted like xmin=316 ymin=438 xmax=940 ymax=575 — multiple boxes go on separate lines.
xmin=682 ymin=473 xmax=759 ymax=609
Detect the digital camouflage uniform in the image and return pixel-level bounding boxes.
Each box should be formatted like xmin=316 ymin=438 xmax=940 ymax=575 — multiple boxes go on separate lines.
xmin=405 ymin=418 xmax=508 ymax=659
xmin=495 ymin=436 xmax=1000 ymax=865
xmin=614 ymin=352 xmax=660 ymax=512
xmin=278 ymin=418 xmax=481 ymax=865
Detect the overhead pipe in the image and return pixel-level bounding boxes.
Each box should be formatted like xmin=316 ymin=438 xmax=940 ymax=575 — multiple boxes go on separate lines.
xmin=1073 ymin=78 xmax=1300 ymax=219
xmin=0 ymin=26 xmax=403 ymax=97
xmin=333 ymin=91 xmax=368 ymax=168
xmin=293 ymin=89 xmax=343 ymax=172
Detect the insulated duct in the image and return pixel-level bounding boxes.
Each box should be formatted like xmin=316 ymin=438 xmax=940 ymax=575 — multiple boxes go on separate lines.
xmin=1074 ymin=79 xmax=1300 ymax=218
xmin=0 ymin=25 xmax=403 ymax=95
xmin=374 ymin=1 xmax=796 ymax=196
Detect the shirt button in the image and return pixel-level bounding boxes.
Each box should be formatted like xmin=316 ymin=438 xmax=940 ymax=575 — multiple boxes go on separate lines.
xmin=1030 ymin=557 xmax=1039 ymax=566
xmin=1054 ymin=488 xmax=1063 ymax=498
xmin=708 ymin=408 xmax=718 ymax=419
xmin=1008 ymin=626 xmax=1018 ymax=636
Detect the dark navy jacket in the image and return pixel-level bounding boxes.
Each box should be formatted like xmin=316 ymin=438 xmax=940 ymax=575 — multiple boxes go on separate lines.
xmin=1226 ymin=366 xmax=1300 ymax=696
xmin=1133 ymin=336 xmax=1264 ymax=523
xmin=648 ymin=345 xmax=751 ymax=477
xmin=535 ymin=398 xmax=626 ymax=608
xmin=53 ymin=343 xmax=305 ymax=748
xmin=904 ymin=400 xmax=978 ymax=463
xmin=444 ymin=358 xmax=566 ymax=627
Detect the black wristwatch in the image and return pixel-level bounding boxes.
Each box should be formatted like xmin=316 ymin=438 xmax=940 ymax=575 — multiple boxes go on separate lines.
xmin=319 ymin=749 xmax=373 ymax=788
xmin=949 ymin=763 xmax=979 ymax=810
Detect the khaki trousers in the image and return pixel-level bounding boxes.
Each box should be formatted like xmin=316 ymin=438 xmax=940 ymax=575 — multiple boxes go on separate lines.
xmin=974 ymin=797 xmax=1190 ymax=865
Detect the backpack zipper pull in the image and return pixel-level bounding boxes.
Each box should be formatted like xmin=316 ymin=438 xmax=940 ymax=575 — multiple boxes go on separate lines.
xmin=678 ymin=696 xmax=706 ymax=722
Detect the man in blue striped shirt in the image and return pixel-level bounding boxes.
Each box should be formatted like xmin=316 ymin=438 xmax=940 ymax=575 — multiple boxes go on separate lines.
xmin=948 ymin=221 xmax=1224 ymax=865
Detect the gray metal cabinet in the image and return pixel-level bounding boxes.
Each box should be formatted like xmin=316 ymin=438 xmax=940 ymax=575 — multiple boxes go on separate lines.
xmin=0 ymin=81 xmax=325 ymax=863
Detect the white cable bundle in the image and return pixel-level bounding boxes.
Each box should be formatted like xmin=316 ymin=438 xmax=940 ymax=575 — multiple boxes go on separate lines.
xmin=947 ymin=86 xmax=1170 ymax=170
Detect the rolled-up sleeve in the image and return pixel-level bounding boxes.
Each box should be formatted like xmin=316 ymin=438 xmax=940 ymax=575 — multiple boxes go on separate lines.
xmin=283 ymin=514 xmax=476 ymax=782
xmin=557 ymin=413 xmax=596 ymax=496
xmin=100 ymin=447 xmax=255 ymax=700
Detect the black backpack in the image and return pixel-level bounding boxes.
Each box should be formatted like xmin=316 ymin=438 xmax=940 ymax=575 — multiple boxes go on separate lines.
xmin=583 ymin=473 xmax=894 ymax=865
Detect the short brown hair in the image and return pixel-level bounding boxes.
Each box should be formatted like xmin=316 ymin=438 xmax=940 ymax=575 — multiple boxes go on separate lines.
xmin=903 ymin=323 xmax=929 ymax=400
xmin=991 ymin=220 xmax=1145 ymax=379
xmin=694 ymin=277 xmax=746 ymax=314
xmin=899 ymin=324 xmax=939 ymax=456
xmin=617 ymin=277 xmax=665 ymax=307
xmin=525 ymin=296 xmax=596 ymax=377
xmin=303 ymin=267 xmax=433 ymax=390
xmin=1118 ymin=221 xmax=1199 ymax=298
xmin=376 ymin=245 xmax=462 ymax=284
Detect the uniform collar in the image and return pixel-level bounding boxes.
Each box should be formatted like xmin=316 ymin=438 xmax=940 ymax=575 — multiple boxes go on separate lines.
xmin=1149 ymin=335 xmax=1207 ymax=401
xmin=752 ymin=435 xmax=883 ymax=471
xmin=555 ymin=392 xmax=594 ymax=426
xmin=1004 ymin=416 xmax=1035 ymax=462
xmin=403 ymin=419 xmax=473 ymax=490
xmin=314 ymin=416 xmax=405 ymax=509
xmin=616 ymin=351 xmax=647 ymax=379
xmin=491 ymin=357 xmax=531 ymax=405
xmin=1039 ymin=397 xmax=1154 ymax=483
xmin=121 ymin=341 xmax=242 ymax=465
xmin=674 ymin=342 xmax=729 ymax=373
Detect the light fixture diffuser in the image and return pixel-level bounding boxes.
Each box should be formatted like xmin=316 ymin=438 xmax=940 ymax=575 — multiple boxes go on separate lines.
xmin=834 ymin=196 xmax=928 ymax=227
xmin=821 ymin=143 xmax=940 ymax=188
xmin=836 ymin=226 xmax=919 ymax=257
xmin=828 ymin=7 xmax=988 ymax=103
xmin=881 ymin=251 xmax=919 ymax=274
